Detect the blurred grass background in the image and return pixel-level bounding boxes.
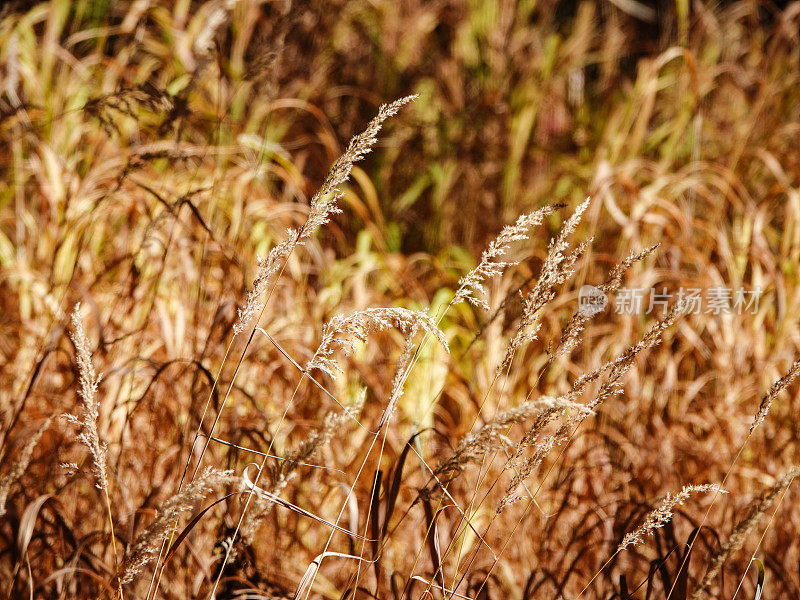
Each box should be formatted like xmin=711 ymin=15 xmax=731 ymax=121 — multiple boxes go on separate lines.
xmin=2 ymin=0 xmax=800 ymax=598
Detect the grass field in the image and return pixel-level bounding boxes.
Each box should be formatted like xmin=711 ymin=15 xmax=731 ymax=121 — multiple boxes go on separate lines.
xmin=2 ymin=1 xmax=800 ymax=598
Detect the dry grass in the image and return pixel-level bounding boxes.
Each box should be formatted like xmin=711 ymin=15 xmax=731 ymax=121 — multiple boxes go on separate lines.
xmin=2 ymin=1 xmax=800 ymax=599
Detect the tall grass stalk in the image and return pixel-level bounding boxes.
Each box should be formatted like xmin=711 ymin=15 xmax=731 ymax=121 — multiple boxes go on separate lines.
xmin=65 ymin=304 xmax=122 ymax=596
xmin=205 ymin=96 xmax=419 ymax=600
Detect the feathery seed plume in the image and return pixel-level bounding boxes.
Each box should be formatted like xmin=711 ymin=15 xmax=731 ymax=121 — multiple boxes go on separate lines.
xmin=0 ymin=416 xmax=53 ymax=517
xmin=379 ymin=333 xmax=420 ymax=429
xmin=63 ymin=304 xmax=109 ymax=492
xmin=692 ymin=466 xmax=800 ymax=598
xmin=283 ymin=392 xmax=366 ymax=474
xmin=618 ymin=484 xmax=723 ymax=551
xmin=119 ymin=467 xmax=236 ymax=584
xmin=548 ymin=244 xmax=660 ymax=364
xmin=453 ymin=204 xmax=558 ymax=310
xmin=306 ymin=307 xmax=448 ymax=377
xmin=434 ymin=397 xmax=592 ymax=479
xmin=500 ymin=198 xmax=592 ymax=370
xmin=497 ymin=301 xmax=687 ymax=511
xmin=750 ymin=358 xmax=800 ymax=433
xmin=234 ymin=96 xmax=418 ymax=335
xmin=241 ymin=393 xmax=366 ymax=543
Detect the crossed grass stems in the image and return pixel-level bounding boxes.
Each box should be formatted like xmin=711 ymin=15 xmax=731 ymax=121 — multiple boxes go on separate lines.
xmin=93 ymin=96 xmax=790 ymax=599
xmin=139 ymin=97 xmax=565 ymax=597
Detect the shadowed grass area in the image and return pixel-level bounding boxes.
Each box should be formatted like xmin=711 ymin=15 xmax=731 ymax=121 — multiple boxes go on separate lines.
xmin=1 ymin=1 xmax=800 ymax=599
